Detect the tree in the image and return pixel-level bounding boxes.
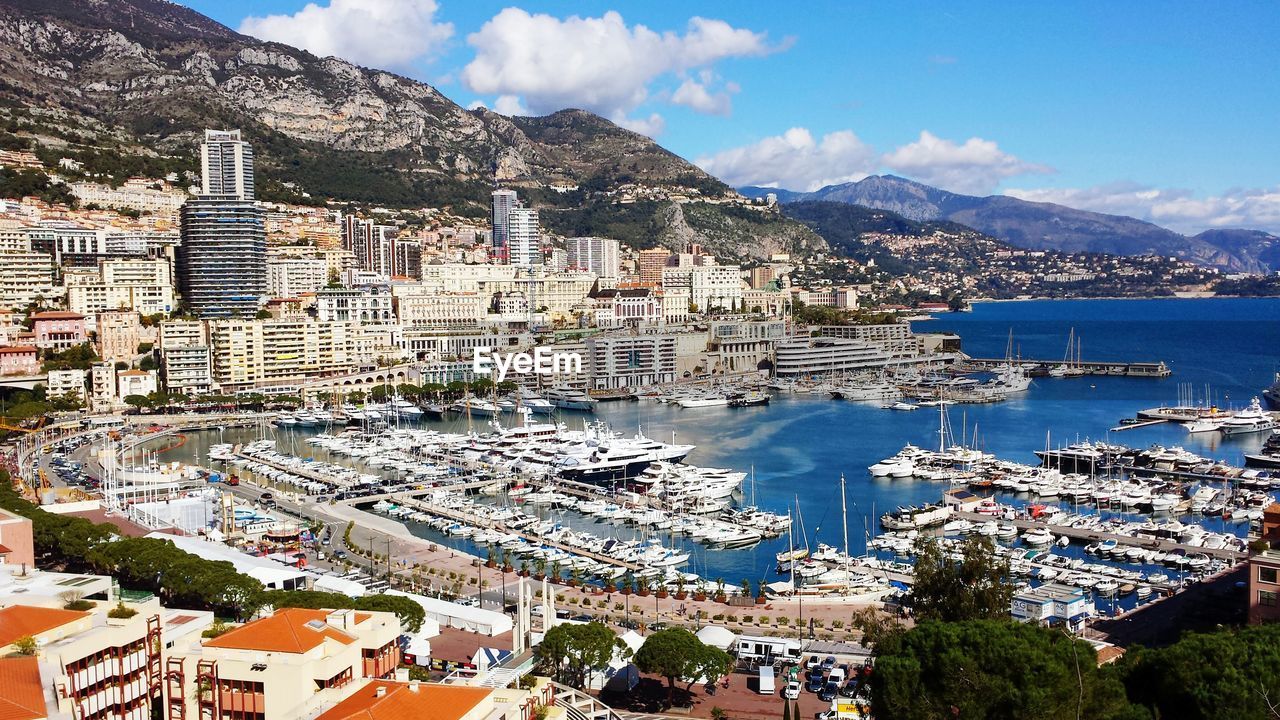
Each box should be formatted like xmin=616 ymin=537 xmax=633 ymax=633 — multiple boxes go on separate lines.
xmin=124 ymin=394 xmax=150 ymax=411
xmin=870 ymin=620 xmax=1137 ymax=720
xmin=536 ymin=621 xmax=624 ymax=689
xmin=908 ymin=535 xmax=1013 ymax=622
xmin=634 ymin=627 xmax=728 ymax=706
xmin=1115 ymin=623 xmax=1280 ymax=720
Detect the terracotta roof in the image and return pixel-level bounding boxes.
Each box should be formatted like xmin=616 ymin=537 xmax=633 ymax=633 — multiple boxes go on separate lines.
xmin=0 ymin=606 xmax=90 ymax=647
xmin=30 ymin=312 xmax=84 ymax=320
xmin=0 ymin=656 xmax=48 ymax=720
xmin=203 ymin=608 xmax=361 ymax=653
xmin=314 ymin=681 xmax=491 ymax=720
xmin=0 ymin=346 xmax=37 ymax=355
xmin=117 ymin=370 xmax=151 ymax=377
xmin=0 ymin=545 xmax=10 ymax=555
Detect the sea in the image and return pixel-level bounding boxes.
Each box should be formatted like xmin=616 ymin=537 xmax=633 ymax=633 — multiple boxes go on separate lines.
xmin=158 ymin=298 xmax=1280 ymax=609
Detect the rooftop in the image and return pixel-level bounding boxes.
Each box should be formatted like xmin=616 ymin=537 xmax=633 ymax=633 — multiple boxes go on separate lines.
xmin=203 ymin=608 xmax=368 ymax=653
xmin=0 ymin=656 xmax=47 ymax=720
xmin=313 ymin=680 xmax=491 ymax=720
xmin=0 ymin=605 xmax=90 ymax=647
xmin=30 ymin=311 xmax=84 ymax=320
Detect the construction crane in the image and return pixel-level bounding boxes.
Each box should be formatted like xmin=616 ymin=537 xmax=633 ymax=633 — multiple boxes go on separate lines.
xmin=0 ymin=415 xmax=47 ymax=434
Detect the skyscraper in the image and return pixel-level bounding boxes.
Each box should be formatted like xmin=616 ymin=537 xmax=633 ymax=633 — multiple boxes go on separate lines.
xmin=177 ymin=130 xmax=266 ymax=318
xmin=200 ymin=129 xmax=255 ymax=199
xmin=567 ymin=236 xmax=620 ymax=277
xmin=491 ymin=189 xmax=517 ymax=262
xmin=507 ymin=207 xmax=541 ymax=267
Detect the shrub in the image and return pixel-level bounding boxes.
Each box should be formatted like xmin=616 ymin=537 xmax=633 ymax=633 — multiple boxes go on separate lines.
xmin=107 ymin=602 xmax=138 ymax=619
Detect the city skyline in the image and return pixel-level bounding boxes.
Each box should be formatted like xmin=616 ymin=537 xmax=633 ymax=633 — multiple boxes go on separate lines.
xmin=179 ymin=0 xmax=1280 ymax=234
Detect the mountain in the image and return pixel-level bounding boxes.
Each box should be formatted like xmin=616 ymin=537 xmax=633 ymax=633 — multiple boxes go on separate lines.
xmin=0 ymin=0 xmax=823 ymax=259
xmin=1192 ymin=229 xmax=1280 ymax=273
xmin=746 ymin=175 xmax=1275 ymax=273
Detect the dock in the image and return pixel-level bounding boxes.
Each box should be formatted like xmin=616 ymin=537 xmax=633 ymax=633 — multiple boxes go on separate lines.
xmin=950 ymin=511 xmax=1245 ymax=562
xmin=963 ymin=358 xmax=1172 ymax=378
xmin=1109 ymin=419 xmax=1170 ymax=432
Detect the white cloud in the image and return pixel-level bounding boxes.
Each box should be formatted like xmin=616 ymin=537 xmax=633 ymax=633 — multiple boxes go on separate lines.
xmin=882 ymin=131 xmax=1052 ymax=195
xmin=492 ymin=95 xmax=529 ymax=116
xmin=695 ymin=128 xmax=878 ymax=191
xmin=461 ymin=9 xmax=779 ymax=134
xmin=239 ymin=0 xmax=453 ymax=72
xmin=1005 ymin=183 xmax=1280 ymax=234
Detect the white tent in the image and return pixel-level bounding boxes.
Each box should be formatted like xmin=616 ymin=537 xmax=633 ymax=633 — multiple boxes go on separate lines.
xmin=387 ymin=590 xmax=514 ymax=636
xmin=696 ymin=625 xmax=738 ymax=651
xmin=618 ymin=629 xmax=645 ymax=655
xmin=313 ymin=574 xmax=368 ymax=597
xmin=146 ymin=532 xmax=310 ymax=591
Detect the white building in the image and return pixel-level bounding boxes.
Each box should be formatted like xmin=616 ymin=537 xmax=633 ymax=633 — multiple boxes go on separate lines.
xmin=46 ymin=368 xmax=87 ymax=400
xmin=0 ymin=250 xmax=57 ymax=308
xmin=507 ymin=207 xmax=541 ymax=267
xmin=64 ymin=258 xmax=175 ymax=316
xmin=89 ymin=362 xmax=117 ymax=410
xmin=201 ymin=129 xmax=254 ymax=199
xmin=315 ymin=287 xmax=394 ymax=323
xmin=391 ymin=285 xmax=485 ymax=330
xmin=70 ymin=177 xmax=188 ymax=215
xmin=584 ymin=333 xmax=678 ymax=389
xmin=567 ymin=237 xmax=620 ymax=278
xmin=664 ymin=264 xmax=742 ymax=312
xmin=117 ymin=369 xmax=158 ymax=400
xmin=267 ymin=257 xmax=329 ymax=298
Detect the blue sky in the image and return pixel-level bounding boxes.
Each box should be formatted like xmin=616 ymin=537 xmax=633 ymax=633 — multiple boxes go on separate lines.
xmin=179 ymin=1 xmax=1280 ymax=233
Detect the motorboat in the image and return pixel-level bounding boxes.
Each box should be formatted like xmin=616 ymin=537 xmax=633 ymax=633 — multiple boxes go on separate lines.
xmin=544 ymin=387 xmax=597 ymax=411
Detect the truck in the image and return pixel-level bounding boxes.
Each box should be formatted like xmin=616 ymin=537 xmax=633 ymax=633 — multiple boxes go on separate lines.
xmin=758 ymin=666 xmax=775 ymax=696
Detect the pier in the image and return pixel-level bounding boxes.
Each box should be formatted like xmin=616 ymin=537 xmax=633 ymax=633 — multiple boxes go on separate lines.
xmin=962 ymin=358 xmax=1172 ymax=377
xmin=950 ymin=511 xmax=1245 ymax=562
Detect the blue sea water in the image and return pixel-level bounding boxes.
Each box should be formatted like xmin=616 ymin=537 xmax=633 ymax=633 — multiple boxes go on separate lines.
xmin=170 ymin=298 xmax=1280 ymax=594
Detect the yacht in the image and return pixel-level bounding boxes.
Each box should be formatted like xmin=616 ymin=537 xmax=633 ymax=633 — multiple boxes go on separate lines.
xmin=512 ymin=388 xmax=556 ymax=414
xmin=831 ymin=381 xmax=901 ymax=401
xmin=1184 ymin=418 xmax=1224 ymax=433
xmin=544 ymin=387 xmax=597 ymax=412
xmin=677 ymin=395 xmax=730 ymax=409
xmin=1220 ymin=397 xmax=1276 ymax=436
xmin=389 ymin=398 xmax=424 ymax=421
xmin=1265 ymin=372 xmax=1280 ymax=410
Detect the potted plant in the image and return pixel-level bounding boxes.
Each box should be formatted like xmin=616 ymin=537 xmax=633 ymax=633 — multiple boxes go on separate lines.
xmin=620 ymin=573 xmax=634 ymax=596
xmin=502 ymin=551 xmax=514 ymax=573
xmin=656 ymin=582 xmax=669 ymax=599
xmin=693 ymin=586 xmax=708 ymax=602
xmin=549 ymin=561 xmax=562 ymax=584
xmin=567 ymin=567 xmax=582 ymax=588
xmin=485 ymin=548 xmax=497 ymax=569
xmin=604 ymin=578 xmax=617 ymax=593
xmin=534 ymin=557 xmax=547 ymax=581
xmin=713 ymin=578 xmax=728 ymax=603
xmin=755 ymin=580 xmax=767 ymax=605
xmin=519 ymin=559 xmax=530 ymax=577
xmin=637 ymin=577 xmax=651 ymax=597
xmin=675 ymin=576 xmax=688 ymax=600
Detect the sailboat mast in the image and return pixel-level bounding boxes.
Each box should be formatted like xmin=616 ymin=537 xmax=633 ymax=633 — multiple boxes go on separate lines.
xmin=840 ymin=474 xmax=849 ymax=595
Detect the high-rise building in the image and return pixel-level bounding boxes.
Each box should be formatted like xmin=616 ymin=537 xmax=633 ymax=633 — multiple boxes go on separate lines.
xmin=491 ymin=189 xmax=518 ymax=261
xmin=637 ymin=247 xmax=672 ymax=286
xmin=507 ymin=207 xmax=541 ymax=267
xmin=567 ymin=237 xmax=619 ymax=277
xmin=178 ymin=130 xmax=267 ymax=318
xmin=200 ymin=129 xmax=255 ymax=199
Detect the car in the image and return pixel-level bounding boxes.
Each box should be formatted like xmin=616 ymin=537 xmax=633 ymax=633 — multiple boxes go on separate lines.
xmin=260 ymin=492 xmax=273 ymax=501
xmin=815 ymin=712 xmax=838 ymax=720
xmin=321 ymin=536 xmax=331 ymax=546
xmin=805 ymin=655 xmax=821 ymax=670
xmin=806 ymin=674 xmax=825 ymax=693
xmin=570 ymin=614 xmax=593 ymax=622
xmin=839 ymin=680 xmax=858 ymax=698
xmin=333 ymin=550 xmax=347 ymax=560
xmin=783 ymin=681 xmax=801 ymax=700
xmin=819 ymin=681 xmax=839 ymax=702
xmin=821 ymin=656 xmax=837 ymax=670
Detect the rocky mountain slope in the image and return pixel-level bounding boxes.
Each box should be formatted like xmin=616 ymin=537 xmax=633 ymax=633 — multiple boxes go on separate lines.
xmin=0 ymin=0 xmax=826 ymax=258
xmin=742 ymin=175 xmax=1276 ymax=273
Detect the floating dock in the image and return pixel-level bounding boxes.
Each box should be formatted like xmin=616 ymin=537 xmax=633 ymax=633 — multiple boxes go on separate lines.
xmin=963 ymin=358 xmax=1172 ymax=378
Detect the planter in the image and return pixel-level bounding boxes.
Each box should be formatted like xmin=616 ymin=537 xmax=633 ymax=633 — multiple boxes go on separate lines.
xmin=756 ymin=596 xmax=767 ymax=605
xmin=534 ymin=573 xmax=546 ymax=581
xmin=656 ymin=589 xmax=669 ymax=599
xmin=675 ymin=591 xmax=688 ymax=600
xmin=567 ymin=580 xmax=579 ymax=588
xmin=637 ymin=588 xmax=650 ymax=597
xmin=693 ymin=592 xmax=708 ymax=602
xmin=502 ymin=565 xmax=514 ymax=573
xmin=604 ymin=584 xmax=617 ymax=593
xmin=713 ymin=594 xmax=728 ymax=604
xmin=484 ymin=561 xmax=497 ymax=569
xmin=518 ymin=570 xmax=530 ymax=577
xmin=620 ymin=588 xmax=633 ymax=596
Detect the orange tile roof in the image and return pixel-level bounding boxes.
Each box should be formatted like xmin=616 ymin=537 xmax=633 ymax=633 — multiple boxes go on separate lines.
xmin=204 ymin=608 xmax=359 ymax=653
xmin=314 ymin=681 xmax=491 ymax=720
xmin=0 ymin=657 xmax=47 ymax=720
xmin=0 ymin=606 xmax=90 ymax=648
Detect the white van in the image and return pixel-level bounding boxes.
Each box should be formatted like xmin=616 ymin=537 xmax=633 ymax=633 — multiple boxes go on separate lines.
xmin=758 ymin=666 xmax=775 ymax=695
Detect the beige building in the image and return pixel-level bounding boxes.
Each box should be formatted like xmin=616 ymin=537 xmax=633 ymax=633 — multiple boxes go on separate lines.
xmin=66 ymin=258 xmax=176 ymax=316
xmin=0 ymin=250 xmax=58 ymax=309
xmin=208 ymin=318 xmax=365 ymax=392
xmin=90 ymin=361 xmax=118 ymax=410
xmin=267 ymin=256 xmax=329 ymax=298
xmin=118 ymin=369 xmax=158 ymax=400
xmin=97 ymin=310 xmax=148 ymax=363
xmin=167 ymin=607 xmax=401 ymax=720
xmin=70 ymin=177 xmax=188 ymax=216
xmin=46 ymin=368 xmax=87 ymax=400
xmin=391 ymin=285 xmax=485 ymax=329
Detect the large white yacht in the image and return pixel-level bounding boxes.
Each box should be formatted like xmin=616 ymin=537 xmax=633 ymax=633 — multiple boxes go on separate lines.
xmin=1221 ymin=397 xmax=1276 ymax=436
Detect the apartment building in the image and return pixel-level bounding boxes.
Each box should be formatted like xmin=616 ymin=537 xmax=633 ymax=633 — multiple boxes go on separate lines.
xmin=708 ymin=320 xmax=788 ymax=373
xmin=637 ymin=247 xmax=671 ymax=286
xmin=266 ymin=257 xmax=328 ymax=298
xmin=46 ymin=368 xmax=87 ymax=400
xmin=208 ymin=319 xmax=363 ymax=392
xmin=0 ymin=346 xmax=38 ymax=375
xmin=314 ymin=287 xmax=394 ymax=324
xmin=90 ymin=362 xmax=118 ymax=410
xmin=64 ymin=257 xmax=176 ymax=317
xmin=1249 ymin=504 xmax=1280 ymax=624
xmin=118 ymin=369 xmax=158 ymax=400
xmin=0 ymin=251 xmax=58 ymax=308
xmin=584 ymin=333 xmax=678 ymax=389
xmin=70 ymin=178 xmax=188 ymax=215
xmin=314 ymin=679 xmax=559 ymax=720
xmin=167 ymin=608 xmax=400 ymax=720
xmin=0 ymin=507 xmax=34 ymax=567
xmin=158 ymin=321 xmax=214 ymax=395
xmin=96 ymin=310 xmax=147 ymax=364
xmin=567 ymin=236 xmax=620 ymax=278
xmin=663 ymin=265 xmax=743 ymax=312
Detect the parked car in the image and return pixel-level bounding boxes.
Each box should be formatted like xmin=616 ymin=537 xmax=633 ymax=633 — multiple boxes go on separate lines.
xmin=805 ymin=655 xmax=821 ymax=670
xmin=806 ymin=673 xmax=826 ymax=693
xmin=839 ymin=680 xmax=859 ymax=698
xmin=819 ymin=682 xmax=839 ymax=702
xmin=783 ymin=681 xmax=801 ymax=700
xmin=815 ymin=712 xmax=838 ymax=720
xmin=821 ymin=656 xmax=837 ymax=670
xmin=333 ymin=550 xmax=347 ymax=560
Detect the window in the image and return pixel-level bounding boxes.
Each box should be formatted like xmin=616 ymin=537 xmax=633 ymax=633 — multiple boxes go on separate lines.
xmin=1261 ymin=566 xmax=1278 ymax=584
xmin=1260 ymin=590 xmax=1278 ymax=607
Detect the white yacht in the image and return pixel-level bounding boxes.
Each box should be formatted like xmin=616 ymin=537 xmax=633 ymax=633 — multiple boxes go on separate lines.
xmin=1221 ymin=398 xmax=1276 ymax=436
xmin=543 ymin=387 xmax=597 ymax=411
xmin=677 ymin=395 xmax=730 ymax=409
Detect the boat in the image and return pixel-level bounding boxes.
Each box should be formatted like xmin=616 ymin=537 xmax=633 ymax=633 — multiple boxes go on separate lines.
xmin=1265 ymin=372 xmax=1280 ymax=411
xmin=880 ymin=503 xmax=951 ymax=530
xmin=1184 ymin=418 xmax=1224 ymax=433
xmin=677 ymin=395 xmax=730 ymax=409
xmin=1245 ymin=432 xmax=1280 ymax=469
xmin=889 ymin=401 xmax=919 ymax=411
xmin=1022 ymin=527 xmax=1053 ymax=546
xmin=729 ymin=391 xmax=770 ymax=407
xmin=1220 ymin=397 xmax=1276 ymax=436
xmin=544 ymin=387 xmax=598 ymax=411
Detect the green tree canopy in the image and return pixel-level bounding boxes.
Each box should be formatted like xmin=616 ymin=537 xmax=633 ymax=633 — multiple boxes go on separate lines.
xmin=870 ymin=620 xmax=1138 ymax=720
xmin=536 ymin=621 xmax=624 ymax=689
xmin=634 ymin=627 xmax=730 ymax=705
xmin=909 ymin=535 xmax=1014 ymax=622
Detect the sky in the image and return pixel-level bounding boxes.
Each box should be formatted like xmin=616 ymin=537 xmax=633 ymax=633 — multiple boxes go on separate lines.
xmin=178 ymin=0 xmax=1280 ymax=234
